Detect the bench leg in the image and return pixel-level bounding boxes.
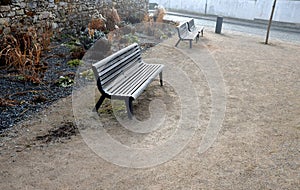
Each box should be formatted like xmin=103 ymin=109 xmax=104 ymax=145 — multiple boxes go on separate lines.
xmin=175 ymin=39 xmax=181 ymax=47
xmin=93 ymin=95 xmax=106 ymax=112
xmin=196 ymin=33 xmax=200 ymax=43
xmin=189 ymin=40 xmax=192 ymax=48
xmin=125 ymin=97 xmax=133 ymax=119
xmin=159 ymin=72 xmax=163 ymax=86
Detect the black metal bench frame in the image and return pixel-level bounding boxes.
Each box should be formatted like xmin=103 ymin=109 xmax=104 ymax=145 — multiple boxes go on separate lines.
xmin=92 ymin=43 xmax=164 ymax=119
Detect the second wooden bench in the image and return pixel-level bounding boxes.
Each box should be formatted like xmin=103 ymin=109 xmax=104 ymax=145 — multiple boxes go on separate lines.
xmin=175 ymin=19 xmax=204 ymax=48
xmin=187 ymin=18 xmax=204 ymax=37
xmin=175 ymin=22 xmax=199 ymax=48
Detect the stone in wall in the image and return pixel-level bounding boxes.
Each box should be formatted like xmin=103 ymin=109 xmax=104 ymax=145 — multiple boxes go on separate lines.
xmin=114 ymin=0 xmax=149 ymax=23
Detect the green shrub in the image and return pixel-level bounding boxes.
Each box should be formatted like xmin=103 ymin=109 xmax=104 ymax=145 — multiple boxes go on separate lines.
xmin=67 ymin=59 xmax=83 ymax=67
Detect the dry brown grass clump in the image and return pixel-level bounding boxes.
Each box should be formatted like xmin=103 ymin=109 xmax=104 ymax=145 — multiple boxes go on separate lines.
xmin=88 ymin=18 xmax=106 ymax=38
xmin=0 ymin=97 xmax=18 ymax=107
xmin=143 ymin=13 xmax=151 ymax=22
xmin=0 ymin=25 xmax=52 ymax=84
xmin=156 ymin=7 xmax=166 ymax=23
xmin=103 ymin=7 xmax=121 ymax=31
xmin=144 ymin=7 xmax=166 ymax=23
xmin=40 ymin=25 xmax=53 ymax=50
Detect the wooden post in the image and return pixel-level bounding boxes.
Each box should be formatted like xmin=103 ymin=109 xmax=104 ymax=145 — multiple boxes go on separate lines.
xmin=265 ymin=0 xmax=277 ymax=44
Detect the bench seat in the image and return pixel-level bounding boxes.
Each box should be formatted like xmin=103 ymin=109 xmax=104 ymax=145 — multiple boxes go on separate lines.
xmin=104 ymin=62 xmax=163 ymax=99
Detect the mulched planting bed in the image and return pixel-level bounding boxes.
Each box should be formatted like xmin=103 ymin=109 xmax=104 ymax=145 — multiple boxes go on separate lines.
xmin=0 ymin=40 xmax=77 ymax=132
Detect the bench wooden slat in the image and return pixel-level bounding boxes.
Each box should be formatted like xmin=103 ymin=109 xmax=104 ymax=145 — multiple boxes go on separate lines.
xmin=121 ymin=64 xmax=160 ymax=96
xmin=98 ymin=47 xmax=140 ymax=77
xmin=92 ymin=43 xmax=139 ymax=71
xmin=98 ymin=48 xmax=141 ymax=86
xmin=130 ymin=64 xmax=163 ymax=99
xmin=107 ymin=64 xmax=161 ymax=97
xmin=102 ymin=63 xmax=139 ymax=91
xmin=93 ymin=45 xmax=140 ymax=86
xmin=107 ymin=64 xmax=149 ymax=94
xmin=100 ymin=55 xmax=140 ymax=87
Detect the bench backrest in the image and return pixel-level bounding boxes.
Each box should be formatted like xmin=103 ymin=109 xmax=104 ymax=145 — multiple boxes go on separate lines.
xmin=187 ymin=19 xmax=196 ymax=32
xmin=177 ymin=22 xmax=189 ymax=38
xmin=92 ymin=43 xmax=142 ymax=92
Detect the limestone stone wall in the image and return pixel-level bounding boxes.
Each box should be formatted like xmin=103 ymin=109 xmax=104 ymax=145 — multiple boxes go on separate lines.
xmin=0 ymin=0 xmax=149 ymax=34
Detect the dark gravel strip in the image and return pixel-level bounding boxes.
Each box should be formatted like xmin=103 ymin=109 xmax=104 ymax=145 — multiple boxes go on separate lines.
xmin=0 ymin=42 xmax=76 ymax=133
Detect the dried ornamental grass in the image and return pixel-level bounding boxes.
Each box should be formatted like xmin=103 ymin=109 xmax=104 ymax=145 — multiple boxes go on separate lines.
xmin=0 ymin=26 xmax=51 ymax=84
xmin=156 ymin=7 xmax=166 ymax=23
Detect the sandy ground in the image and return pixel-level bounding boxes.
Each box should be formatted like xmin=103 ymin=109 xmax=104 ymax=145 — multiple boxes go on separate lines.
xmin=0 ymin=28 xmax=299 ymax=189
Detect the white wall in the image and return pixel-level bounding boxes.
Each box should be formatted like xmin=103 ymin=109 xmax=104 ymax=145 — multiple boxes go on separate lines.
xmin=150 ymin=0 xmax=300 ymax=24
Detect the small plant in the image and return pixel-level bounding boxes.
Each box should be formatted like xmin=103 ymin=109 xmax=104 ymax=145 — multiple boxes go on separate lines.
xmin=62 ymin=38 xmax=86 ymax=59
xmin=70 ymin=46 xmax=86 ymax=59
xmin=80 ymin=69 xmax=94 ymax=80
xmin=120 ymin=34 xmax=139 ymax=44
xmin=56 ymin=76 xmax=74 ymax=87
xmin=67 ymin=59 xmax=83 ymax=67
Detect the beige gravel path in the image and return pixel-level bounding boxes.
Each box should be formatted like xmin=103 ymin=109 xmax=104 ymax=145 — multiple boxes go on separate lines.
xmin=1 ymin=28 xmax=299 ymax=189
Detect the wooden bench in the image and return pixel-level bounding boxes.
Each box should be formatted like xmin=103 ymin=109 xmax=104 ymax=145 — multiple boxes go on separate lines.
xmin=175 ymin=22 xmax=199 ymax=48
xmin=187 ymin=18 xmax=204 ymax=37
xmin=92 ymin=43 xmax=164 ymax=119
